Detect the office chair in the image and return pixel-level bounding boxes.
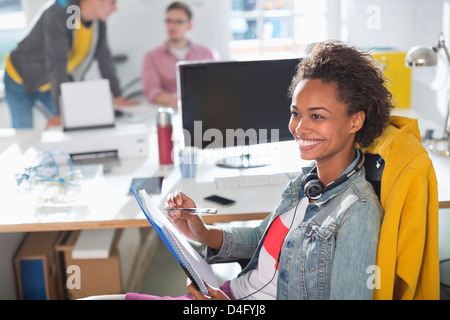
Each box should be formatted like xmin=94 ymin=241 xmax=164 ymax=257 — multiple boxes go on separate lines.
xmin=112 ymin=54 xmax=144 ymax=100
xmin=363 ymin=153 xmax=384 ymax=199
xmin=361 ymin=115 xmax=440 ymax=300
xmin=121 ymin=77 xmax=143 ymax=100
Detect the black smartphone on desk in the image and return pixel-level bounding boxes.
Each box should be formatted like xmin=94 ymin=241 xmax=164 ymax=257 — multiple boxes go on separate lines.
xmin=204 ymin=195 xmax=236 ymax=207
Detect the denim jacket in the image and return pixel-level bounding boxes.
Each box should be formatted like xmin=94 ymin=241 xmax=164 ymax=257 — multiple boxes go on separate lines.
xmin=206 ymin=151 xmax=383 ymax=300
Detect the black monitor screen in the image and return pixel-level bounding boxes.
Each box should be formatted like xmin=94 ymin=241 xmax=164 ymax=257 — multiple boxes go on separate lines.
xmin=177 ymin=58 xmax=300 ymax=149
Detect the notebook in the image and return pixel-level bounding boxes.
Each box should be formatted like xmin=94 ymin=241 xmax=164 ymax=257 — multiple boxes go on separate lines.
xmin=131 ymin=187 xmax=219 ymax=296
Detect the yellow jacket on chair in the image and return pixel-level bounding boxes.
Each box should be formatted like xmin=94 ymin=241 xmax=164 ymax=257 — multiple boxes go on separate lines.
xmin=362 ymin=116 xmax=440 ymax=300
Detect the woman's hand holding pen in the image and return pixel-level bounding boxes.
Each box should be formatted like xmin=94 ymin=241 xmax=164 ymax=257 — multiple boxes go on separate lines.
xmin=166 ymin=190 xmax=200 ymax=240
xmin=166 ymin=191 xmax=223 ymax=251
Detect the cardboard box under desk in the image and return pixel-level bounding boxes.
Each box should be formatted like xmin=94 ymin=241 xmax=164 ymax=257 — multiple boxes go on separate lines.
xmin=55 ymin=230 xmax=124 ymax=300
xmin=14 ymin=232 xmax=62 ymax=300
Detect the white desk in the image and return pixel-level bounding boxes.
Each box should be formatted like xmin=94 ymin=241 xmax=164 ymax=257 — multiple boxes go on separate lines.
xmin=0 ymin=105 xmax=449 ymax=233
xmin=0 ymin=104 xmax=304 ymax=233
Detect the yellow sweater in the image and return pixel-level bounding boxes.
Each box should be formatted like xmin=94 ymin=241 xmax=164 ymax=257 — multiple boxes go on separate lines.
xmin=5 ymin=21 xmax=93 ymax=91
xmin=362 ymin=116 xmax=440 ymax=300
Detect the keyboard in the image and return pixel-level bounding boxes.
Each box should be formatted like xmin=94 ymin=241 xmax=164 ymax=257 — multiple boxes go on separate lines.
xmin=214 ymin=172 xmax=299 ymax=189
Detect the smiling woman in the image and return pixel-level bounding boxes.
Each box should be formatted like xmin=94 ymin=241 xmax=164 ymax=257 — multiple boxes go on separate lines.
xmin=287 ymin=40 xmax=394 ymax=191
xmin=118 ymin=41 xmax=390 ymax=301
xmin=288 ymin=79 xmax=365 ymax=173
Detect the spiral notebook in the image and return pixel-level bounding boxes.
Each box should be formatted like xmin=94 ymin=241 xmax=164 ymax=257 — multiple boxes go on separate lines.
xmin=131 ymin=187 xmax=219 ymax=296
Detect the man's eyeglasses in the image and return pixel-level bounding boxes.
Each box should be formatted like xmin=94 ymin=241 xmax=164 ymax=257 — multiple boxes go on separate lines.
xmin=165 ymin=19 xmax=189 ymax=25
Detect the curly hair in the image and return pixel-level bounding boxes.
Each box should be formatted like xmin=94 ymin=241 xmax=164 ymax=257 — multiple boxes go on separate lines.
xmin=288 ymin=41 xmax=395 ymax=148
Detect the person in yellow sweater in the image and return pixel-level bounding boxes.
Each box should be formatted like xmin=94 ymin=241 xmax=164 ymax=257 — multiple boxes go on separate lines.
xmin=3 ymin=0 xmax=135 ymax=129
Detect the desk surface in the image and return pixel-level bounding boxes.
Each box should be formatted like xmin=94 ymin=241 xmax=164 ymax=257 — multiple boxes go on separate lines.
xmin=0 ymin=104 xmax=306 ymax=233
xmin=0 ymin=105 xmax=449 ymax=233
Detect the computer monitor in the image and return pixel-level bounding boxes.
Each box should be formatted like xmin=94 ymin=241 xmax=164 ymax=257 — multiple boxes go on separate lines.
xmin=177 ymin=58 xmax=300 ymax=168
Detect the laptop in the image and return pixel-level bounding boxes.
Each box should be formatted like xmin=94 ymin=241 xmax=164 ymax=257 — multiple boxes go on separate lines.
xmin=60 ymin=79 xmax=115 ymax=131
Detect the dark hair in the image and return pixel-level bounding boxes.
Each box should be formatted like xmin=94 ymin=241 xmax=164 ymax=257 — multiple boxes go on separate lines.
xmin=288 ymin=41 xmax=394 ymax=148
xmin=167 ymin=1 xmax=193 ymax=21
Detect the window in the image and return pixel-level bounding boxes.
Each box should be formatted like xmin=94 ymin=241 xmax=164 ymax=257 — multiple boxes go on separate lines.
xmin=229 ymin=0 xmax=328 ymax=59
xmin=0 ymin=0 xmax=25 ymax=96
xmin=0 ymin=0 xmax=26 ymax=66
xmin=0 ymin=0 xmax=25 ymax=98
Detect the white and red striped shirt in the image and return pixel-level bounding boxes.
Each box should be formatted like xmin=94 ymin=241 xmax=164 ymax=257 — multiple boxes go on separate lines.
xmin=230 ymin=197 xmax=308 ymax=300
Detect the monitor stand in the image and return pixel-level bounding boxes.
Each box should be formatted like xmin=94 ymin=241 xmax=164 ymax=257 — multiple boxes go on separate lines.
xmin=216 ymin=147 xmax=277 ymax=169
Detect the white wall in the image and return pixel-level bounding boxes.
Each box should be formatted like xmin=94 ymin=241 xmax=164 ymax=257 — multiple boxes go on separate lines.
xmin=342 ymin=0 xmax=449 ymax=128
xmin=21 ymin=0 xmax=48 ymax=22
xmin=343 ymin=0 xmax=419 ymax=50
xmin=410 ymin=0 xmax=450 ymax=131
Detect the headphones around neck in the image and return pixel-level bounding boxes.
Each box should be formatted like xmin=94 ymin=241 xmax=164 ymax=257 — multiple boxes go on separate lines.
xmin=301 ymin=149 xmax=365 ymax=200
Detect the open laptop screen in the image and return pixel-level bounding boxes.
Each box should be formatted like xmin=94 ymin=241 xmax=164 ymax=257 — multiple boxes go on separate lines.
xmin=60 ymin=79 xmax=115 ymax=131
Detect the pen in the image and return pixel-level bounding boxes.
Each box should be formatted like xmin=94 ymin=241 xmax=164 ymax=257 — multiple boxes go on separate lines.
xmin=165 ymin=208 xmax=217 ymax=214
